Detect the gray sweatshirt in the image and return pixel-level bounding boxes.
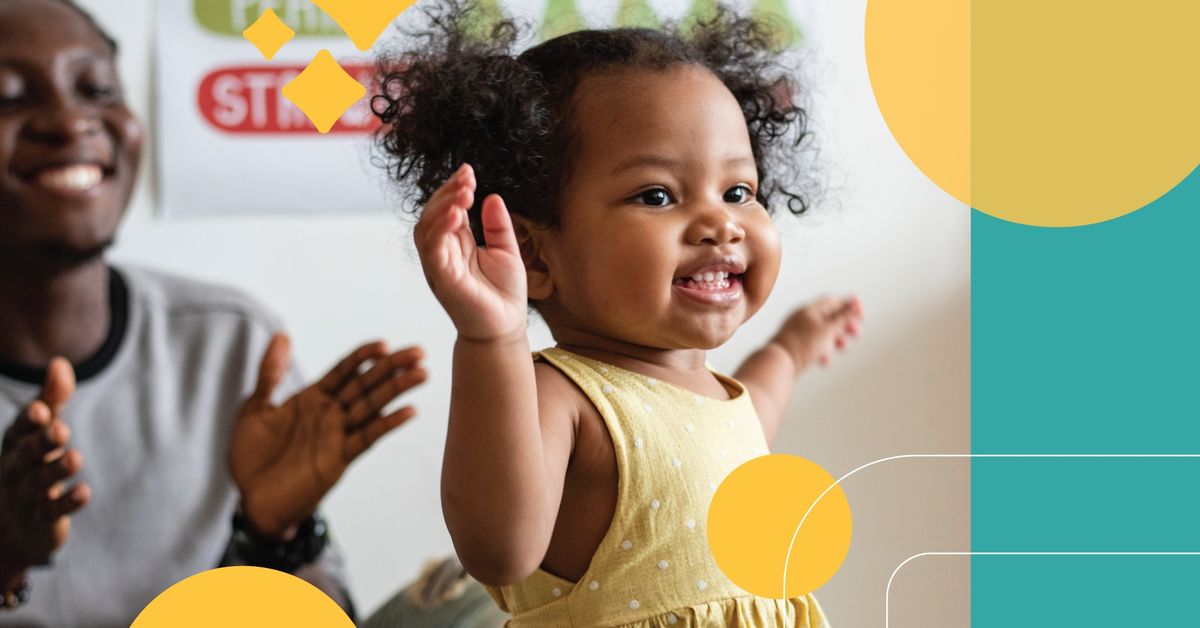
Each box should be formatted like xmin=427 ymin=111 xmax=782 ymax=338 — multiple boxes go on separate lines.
xmin=0 ymin=265 xmax=346 ymax=627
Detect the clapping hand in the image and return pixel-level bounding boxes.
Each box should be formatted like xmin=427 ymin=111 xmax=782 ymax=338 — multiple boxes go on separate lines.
xmin=0 ymin=359 xmax=87 ymax=577
xmin=230 ymin=335 xmax=426 ymax=538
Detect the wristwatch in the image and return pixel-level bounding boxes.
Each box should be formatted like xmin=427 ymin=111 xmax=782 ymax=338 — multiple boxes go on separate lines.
xmin=229 ymin=509 xmax=329 ymax=573
xmin=1 ymin=577 xmax=29 ymax=609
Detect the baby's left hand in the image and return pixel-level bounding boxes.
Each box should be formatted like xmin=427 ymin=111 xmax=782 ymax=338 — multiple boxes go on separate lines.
xmin=774 ymin=295 xmax=864 ymax=370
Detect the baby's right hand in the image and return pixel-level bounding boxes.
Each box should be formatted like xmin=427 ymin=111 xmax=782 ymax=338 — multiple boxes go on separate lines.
xmin=413 ymin=164 xmax=528 ymax=341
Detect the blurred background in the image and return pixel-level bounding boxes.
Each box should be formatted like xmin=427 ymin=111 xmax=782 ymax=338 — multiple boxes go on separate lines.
xmin=83 ymin=0 xmax=968 ymax=624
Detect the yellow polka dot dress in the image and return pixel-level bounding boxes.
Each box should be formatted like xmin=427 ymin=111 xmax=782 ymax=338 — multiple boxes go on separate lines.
xmin=483 ymin=348 xmax=829 ymax=627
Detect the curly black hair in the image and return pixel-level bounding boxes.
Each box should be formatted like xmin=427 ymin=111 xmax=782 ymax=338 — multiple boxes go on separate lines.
xmin=372 ymin=0 xmax=812 ymax=239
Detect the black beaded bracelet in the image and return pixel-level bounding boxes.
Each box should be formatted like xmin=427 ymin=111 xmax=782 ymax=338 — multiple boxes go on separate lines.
xmin=230 ymin=510 xmax=328 ymax=574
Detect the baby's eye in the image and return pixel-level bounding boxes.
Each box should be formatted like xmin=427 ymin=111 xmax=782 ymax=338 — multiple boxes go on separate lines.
xmin=724 ymin=184 xmax=754 ymax=204
xmin=633 ymin=188 xmax=674 ymax=207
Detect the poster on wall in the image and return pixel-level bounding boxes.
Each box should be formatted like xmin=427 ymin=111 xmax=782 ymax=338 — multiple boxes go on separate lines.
xmin=156 ymin=1 xmax=383 ymax=217
xmin=155 ymin=0 xmax=815 ymax=217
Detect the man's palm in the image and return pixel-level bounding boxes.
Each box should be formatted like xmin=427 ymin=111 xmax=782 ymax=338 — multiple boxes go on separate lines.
xmin=230 ymin=335 xmax=426 ymax=538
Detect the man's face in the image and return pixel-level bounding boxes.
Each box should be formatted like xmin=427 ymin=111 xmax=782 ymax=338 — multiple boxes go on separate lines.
xmin=0 ymin=0 xmax=142 ymax=267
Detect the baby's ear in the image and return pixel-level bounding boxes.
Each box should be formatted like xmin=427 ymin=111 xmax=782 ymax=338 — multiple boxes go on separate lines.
xmin=511 ymin=216 xmax=554 ymax=301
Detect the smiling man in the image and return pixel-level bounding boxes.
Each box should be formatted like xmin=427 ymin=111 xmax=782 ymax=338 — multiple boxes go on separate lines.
xmin=0 ymin=1 xmax=427 ymax=624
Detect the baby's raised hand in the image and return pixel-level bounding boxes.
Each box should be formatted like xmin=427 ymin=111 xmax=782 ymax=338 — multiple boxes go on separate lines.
xmin=775 ymin=295 xmax=864 ymax=369
xmin=413 ymin=164 xmax=528 ymax=341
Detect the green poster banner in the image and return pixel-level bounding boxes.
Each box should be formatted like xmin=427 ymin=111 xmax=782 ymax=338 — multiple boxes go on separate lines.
xmin=193 ymin=0 xmax=343 ymax=37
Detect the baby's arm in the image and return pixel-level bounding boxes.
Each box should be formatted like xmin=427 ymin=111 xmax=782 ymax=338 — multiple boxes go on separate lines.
xmin=443 ymin=337 xmax=575 ymax=585
xmin=734 ymin=295 xmax=863 ymax=443
xmin=415 ymin=164 xmax=573 ymax=585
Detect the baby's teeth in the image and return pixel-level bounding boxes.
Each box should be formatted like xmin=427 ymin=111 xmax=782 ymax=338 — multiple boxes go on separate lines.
xmin=682 ymin=270 xmax=735 ymax=287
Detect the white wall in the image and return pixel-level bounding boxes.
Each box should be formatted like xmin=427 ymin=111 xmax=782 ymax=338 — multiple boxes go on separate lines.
xmin=86 ymin=0 xmax=969 ymax=623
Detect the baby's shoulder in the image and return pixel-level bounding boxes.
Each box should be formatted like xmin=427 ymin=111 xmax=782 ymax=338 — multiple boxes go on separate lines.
xmin=533 ymin=360 xmax=613 ymax=472
xmin=533 ymin=360 xmax=593 ymax=424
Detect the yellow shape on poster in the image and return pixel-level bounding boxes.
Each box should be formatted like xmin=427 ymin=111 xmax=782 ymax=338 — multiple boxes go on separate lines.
xmin=310 ymin=0 xmax=418 ymax=51
xmin=132 ymin=566 xmax=353 ymax=627
xmin=866 ymin=0 xmax=1200 ymax=227
xmin=707 ymin=454 xmax=852 ymax=599
xmin=282 ymin=50 xmax=367 ymax=134
xmin=241 ymin=8 xmax=295 ymax=60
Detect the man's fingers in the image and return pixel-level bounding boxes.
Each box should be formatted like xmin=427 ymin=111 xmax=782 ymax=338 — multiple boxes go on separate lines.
xmin=26 ymin=448 xmax=83 ymax=497
xmin=345 ymin=406 xmax=416 ymax=460
xmin=334 ymin=346 xmax=425 ymax=407
xmin=346 ymin=367 xmax=428 ymax=426
xmin=3 ymin=401 xmax=52 ymax=453
xmin=316 ymin=341 xmax=388 ymax=395
xmin=37 ymin=482 xmax=90 ymax=521
xmin=1 ymin=421 xmax=70 ymax=479
xmin=248 ymin=333 xmax=292 ymax=410
xmin=40 ymin=358 xmax=75 ymax=416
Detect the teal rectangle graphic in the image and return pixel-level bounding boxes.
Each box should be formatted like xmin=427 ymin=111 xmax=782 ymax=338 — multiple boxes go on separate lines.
xmin=971 ymin=167 xmax=1200 ymax=625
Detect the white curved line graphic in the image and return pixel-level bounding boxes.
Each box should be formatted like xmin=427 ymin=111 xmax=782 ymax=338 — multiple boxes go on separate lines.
xmin=884 ymin=551 xmax=1200 ymax=628
xmin=779 ymin=454 xmax=1200 ymax=598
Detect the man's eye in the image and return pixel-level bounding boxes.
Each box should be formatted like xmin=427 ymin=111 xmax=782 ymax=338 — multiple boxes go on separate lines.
xmin=635 ymin=188 xmax=673 ymax=207
xmin=724 ymin=185 xmax=754 ymax=204
xmin=0 ymin=81 xmax=24 ymax=107
xmin=80 ymin=83 xmax=117 ymax=102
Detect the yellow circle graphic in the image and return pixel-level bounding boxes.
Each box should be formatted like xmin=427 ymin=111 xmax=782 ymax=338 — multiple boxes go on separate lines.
xmin=132 ymin=567 xmax=353 ymax=627
xmin=707 ymin=454 xmax=852 ymax=599
xmin=866 ymin=0 xmax=1200 ymax=227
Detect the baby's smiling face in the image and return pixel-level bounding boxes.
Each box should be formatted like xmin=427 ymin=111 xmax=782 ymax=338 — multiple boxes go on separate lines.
xmin=529 ymin=65 xmax=782 ymax=350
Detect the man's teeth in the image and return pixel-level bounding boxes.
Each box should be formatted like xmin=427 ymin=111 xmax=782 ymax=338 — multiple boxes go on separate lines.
xmin=36 ymin=165 xmax=103 ymax=192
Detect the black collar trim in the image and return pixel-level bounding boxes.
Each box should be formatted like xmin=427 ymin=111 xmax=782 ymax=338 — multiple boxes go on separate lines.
xmin=0 ymin=266 xmax=129 ymax=385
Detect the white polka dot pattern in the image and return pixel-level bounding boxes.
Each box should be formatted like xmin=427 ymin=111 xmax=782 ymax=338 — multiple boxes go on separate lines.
xmin=488 ymin=348 xmax=792 ymax=626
